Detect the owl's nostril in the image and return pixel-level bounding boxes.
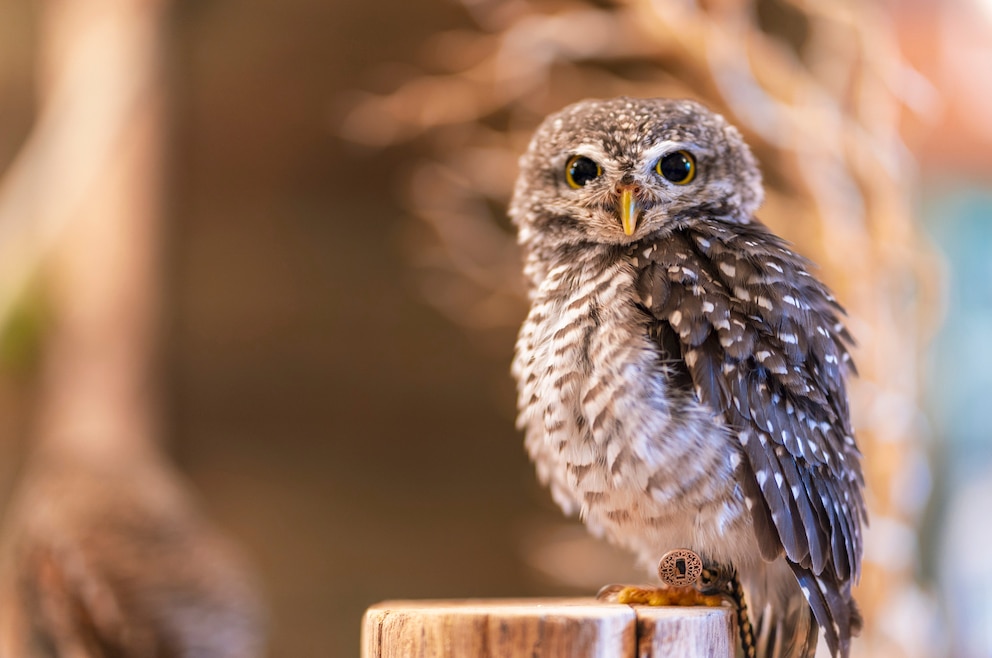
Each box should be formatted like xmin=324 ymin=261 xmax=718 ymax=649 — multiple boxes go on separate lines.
xmin=616 ymin=186 xmax=642 ymax=200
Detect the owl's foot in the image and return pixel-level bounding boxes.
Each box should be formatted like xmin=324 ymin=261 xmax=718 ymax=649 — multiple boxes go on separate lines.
xmin=595 ymin=549 xmax=738 ymax=608
xmin=597 ymin=554 xmax=756 ymax=657
xmin=596 ymin=584 xmax=725 ymax=607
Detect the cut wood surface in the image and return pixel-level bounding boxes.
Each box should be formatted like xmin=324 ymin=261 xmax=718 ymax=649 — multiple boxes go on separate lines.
xmin=362 ymin=598 xmax=734 ymax=658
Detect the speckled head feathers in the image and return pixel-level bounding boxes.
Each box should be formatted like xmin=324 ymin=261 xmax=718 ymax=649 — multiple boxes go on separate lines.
xmin=510 ymin=97 xmax=764 ymax=248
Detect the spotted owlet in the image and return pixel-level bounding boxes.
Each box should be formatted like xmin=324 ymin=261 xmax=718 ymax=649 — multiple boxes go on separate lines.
xmin=510 ymin=98 xmax=866 ymax=658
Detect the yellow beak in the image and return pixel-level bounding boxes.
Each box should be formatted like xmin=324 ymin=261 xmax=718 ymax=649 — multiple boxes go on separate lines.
xmin=620 ymin=188 xmax=639 ymax=236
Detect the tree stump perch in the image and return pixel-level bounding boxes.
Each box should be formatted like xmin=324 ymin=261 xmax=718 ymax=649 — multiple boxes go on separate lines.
xmin=362 ymin=598 xmax=735 ymax=657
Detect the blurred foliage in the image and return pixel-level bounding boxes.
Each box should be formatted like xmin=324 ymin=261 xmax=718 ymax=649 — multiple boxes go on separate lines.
xmin=0 ymin=282 xmax=47 ymax=377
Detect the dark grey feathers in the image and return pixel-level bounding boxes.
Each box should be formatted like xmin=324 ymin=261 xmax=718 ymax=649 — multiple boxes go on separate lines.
xmin=633 ymin=222 xmax=865 ymax=655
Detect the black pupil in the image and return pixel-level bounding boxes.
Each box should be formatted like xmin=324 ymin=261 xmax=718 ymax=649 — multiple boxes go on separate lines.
xmin=660 ymin=152 xmax=691 ymax=182
xmin=569 ymin=157 xmax=599 ymax=186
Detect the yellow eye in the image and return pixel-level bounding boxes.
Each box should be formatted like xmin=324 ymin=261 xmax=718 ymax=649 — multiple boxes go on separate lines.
xmin=655 ymin=150 xmax=696 ymax=185
xmin=565 ymin=155 xmax=602 ymax=189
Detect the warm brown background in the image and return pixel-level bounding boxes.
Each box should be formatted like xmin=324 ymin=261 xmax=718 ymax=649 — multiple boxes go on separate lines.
xmin=0 ymin=1 xmax=572 ymax=657
xmin=168 ymin=1 xmax=566 ymax=656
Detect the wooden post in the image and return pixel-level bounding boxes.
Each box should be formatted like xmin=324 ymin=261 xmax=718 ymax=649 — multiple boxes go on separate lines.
xmin=362 ymin=598 xmax=735 ymax=658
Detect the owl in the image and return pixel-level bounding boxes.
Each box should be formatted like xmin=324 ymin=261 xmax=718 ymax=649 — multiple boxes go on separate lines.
xmin=510 ymin=98 xmax=866 ymax=658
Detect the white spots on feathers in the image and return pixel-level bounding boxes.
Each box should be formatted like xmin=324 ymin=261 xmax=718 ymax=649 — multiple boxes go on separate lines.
xmin=719 ymin=262 xmax=737 ymax=277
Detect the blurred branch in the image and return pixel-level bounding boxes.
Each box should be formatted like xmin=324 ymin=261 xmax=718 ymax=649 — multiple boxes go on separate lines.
xmin=0 ymin=1 xmax=265 ymax=655
xmin=0 ymin=0 xmax=158 ymax=341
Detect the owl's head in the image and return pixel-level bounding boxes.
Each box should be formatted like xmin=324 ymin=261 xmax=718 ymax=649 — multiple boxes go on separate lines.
xmin=510 ymin=97 xmax=763 ymax=248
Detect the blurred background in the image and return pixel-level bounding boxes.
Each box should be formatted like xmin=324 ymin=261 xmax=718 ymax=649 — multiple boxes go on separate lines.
xmin=0 ymin=0 xmax=989 ymax=656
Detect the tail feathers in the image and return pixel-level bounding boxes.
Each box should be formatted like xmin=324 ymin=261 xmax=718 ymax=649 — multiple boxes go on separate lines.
xmin=751 ymin=587 xmax=818 ymax=658
xmin=788 ymin=562 xmax=861 ymax=658
xmin=743 ymin=558 xmax=821 ymax=658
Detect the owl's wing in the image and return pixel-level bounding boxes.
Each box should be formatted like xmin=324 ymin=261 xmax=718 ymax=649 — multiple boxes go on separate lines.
xmin=635 ymin=223 xmax=865 ymax=656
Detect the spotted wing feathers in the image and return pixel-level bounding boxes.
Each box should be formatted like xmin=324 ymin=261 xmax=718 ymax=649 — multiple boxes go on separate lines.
xmin=636 ymin=223 xmax=865 ymax=656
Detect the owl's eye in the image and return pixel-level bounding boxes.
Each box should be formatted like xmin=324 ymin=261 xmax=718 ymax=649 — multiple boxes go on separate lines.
xmin=565 ymin=155 xmax=602 ymax=189
xmin=655 ymin=150 xmax=696 ymax=185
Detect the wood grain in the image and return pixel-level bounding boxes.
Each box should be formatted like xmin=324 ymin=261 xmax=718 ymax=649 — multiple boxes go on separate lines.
xmin=362 ymin=598 xmax=734 ymax=657
xmin=635 ymin=605 xmax=734 ymax=657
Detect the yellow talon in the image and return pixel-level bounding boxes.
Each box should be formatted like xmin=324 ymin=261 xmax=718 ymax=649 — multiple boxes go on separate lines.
xmin=601 ymin=585 xmax=726 ymax=607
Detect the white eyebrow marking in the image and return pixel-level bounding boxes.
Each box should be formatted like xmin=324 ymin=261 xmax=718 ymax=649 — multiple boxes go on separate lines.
xmin=641 ymin=140 xmax=708 ymax=173
xmin=570 ymin=143 xmax=612 ymax=166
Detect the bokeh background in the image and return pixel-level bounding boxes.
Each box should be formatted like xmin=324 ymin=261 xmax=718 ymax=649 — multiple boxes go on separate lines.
xmin=0 ymin=0 xmax=990 ymax=656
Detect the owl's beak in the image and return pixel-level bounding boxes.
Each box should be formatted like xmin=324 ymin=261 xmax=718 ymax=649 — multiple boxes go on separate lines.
xmin=619 ymin=187 xmax=639 ymax=236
